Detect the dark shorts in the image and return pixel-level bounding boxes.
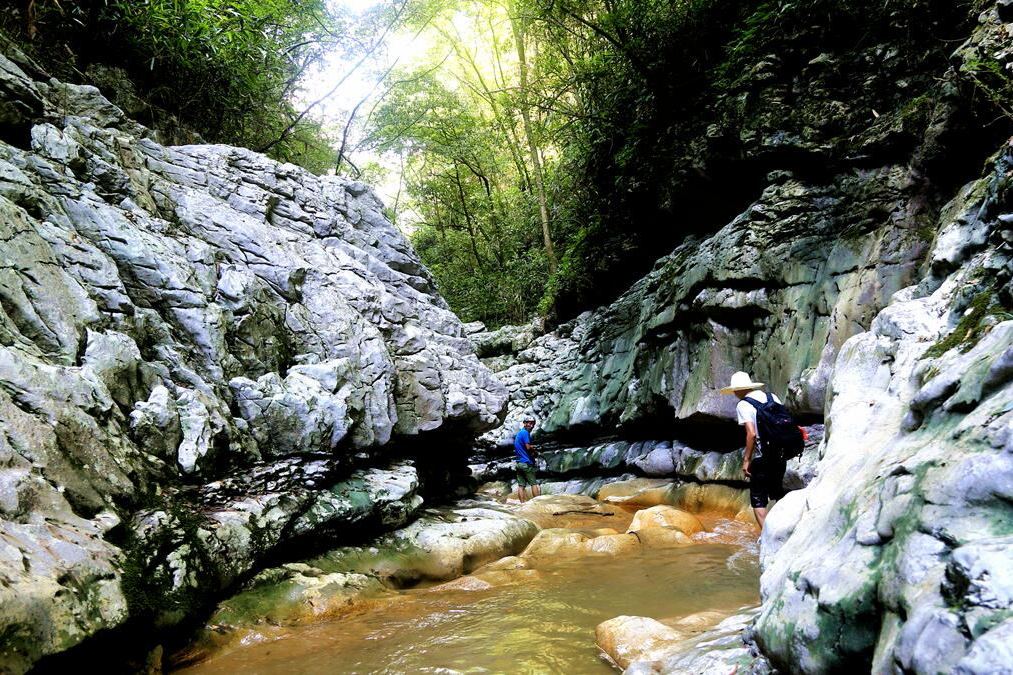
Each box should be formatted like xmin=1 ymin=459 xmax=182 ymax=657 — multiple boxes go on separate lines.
xmin=515 ymin=462 xmax=537 ymax=487
xmin=750 ymin=456 xmax=787 ymax=508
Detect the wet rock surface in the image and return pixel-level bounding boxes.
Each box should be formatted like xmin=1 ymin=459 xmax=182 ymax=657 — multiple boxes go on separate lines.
xmin=186 ymin=503 xmax=538 ymax=657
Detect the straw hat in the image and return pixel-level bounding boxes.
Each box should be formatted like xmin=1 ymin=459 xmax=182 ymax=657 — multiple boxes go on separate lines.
xmin=719 ymin=371 xmax=765 ymax=394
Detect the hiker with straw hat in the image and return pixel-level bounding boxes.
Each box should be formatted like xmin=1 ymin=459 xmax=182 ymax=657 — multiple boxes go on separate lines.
xmin=720 ymin=371 xmax=788 ymax=529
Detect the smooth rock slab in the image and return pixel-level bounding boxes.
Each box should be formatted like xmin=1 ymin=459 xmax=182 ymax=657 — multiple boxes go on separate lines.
xmin=515 ymin=494 xmax=629 ymax=530
xmin=627 ymin=505 xmax=704 ymax=536
xmin=596 ymin=616 xmax=687 ymax=669
xmin=624 ymin=608 xmax=763 ymax=675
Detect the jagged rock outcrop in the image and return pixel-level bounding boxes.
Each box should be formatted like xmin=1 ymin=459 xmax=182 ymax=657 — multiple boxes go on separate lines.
xmin=755 ymin=139 xmax=1012 ymax=674
xmin=471 ymin=8 xmax=1012 ymax=672
xmin=483 ymin=163 xmax=933 ymax=445
xmin=0 ymin=52 xmax=506 ymax=672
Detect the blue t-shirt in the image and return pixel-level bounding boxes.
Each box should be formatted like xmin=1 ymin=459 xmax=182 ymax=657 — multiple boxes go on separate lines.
xmin=514 ymin=428 xmax=533 ymax=464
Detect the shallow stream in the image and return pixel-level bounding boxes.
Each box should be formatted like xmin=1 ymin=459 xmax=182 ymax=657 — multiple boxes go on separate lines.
xmin=178 ymin=515 xmax=759 ymax=674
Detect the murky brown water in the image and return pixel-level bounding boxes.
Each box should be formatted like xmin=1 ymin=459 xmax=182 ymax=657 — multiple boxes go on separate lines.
xmin=178 ymin=518 xmax=759 ymax=675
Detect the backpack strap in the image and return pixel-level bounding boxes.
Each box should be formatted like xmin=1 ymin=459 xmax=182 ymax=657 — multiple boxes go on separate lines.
xmin=743 ymin=396 xmax=763 ymax=410
xmin=766 ymin=392 xmax=773 ymax=404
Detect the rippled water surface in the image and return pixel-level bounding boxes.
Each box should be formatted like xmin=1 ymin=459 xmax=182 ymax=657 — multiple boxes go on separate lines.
xmin=179 ymin=519 xmax=759 ymax=675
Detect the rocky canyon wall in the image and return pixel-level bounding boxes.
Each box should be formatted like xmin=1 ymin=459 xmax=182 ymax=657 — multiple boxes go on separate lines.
xmin=753 ymin=137 xmax=1012 ymax=675
xmin=0 ymin=2 xmax=1011 ymax=673
xmin=470 ymin=6 xmax=1012 ymax=672
xmin=0 ymin=50 xmax=505 ymax=672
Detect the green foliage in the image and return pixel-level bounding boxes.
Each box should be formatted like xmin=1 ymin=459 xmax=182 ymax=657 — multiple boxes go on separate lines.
xmin=961 ymin=57 xmax=1013 ymax=122
xmin=367 ymin=2 xmax=559 ymax=326
xmin=516 ymin=0 xmax=749 ymax=316
xmin=372 ymin=0 xmax=986 ymax=324
xmin=367 ymin=0 xmax=740 ymax=324
xmin=3 ymin=0 xmax=343 ymax=171
xmin=924 ymin=286 xmax=1011 ymax=359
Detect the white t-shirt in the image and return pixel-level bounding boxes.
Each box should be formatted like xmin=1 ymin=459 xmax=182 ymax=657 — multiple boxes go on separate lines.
xmin=736 ymin=390 xmax=781 ymax=456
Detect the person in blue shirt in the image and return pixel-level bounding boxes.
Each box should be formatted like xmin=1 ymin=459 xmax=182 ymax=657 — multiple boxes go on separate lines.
xmin=513 ymin=416 xmax=539 ymax=501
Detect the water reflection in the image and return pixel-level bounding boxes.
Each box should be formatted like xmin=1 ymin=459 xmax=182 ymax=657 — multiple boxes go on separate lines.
xmin=179 ymin=521 xmax=759 ymax=675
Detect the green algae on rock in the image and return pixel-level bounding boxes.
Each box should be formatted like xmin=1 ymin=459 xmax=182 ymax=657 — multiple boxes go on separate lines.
xmin=754 ymin=140 xmax=1013 ymax=673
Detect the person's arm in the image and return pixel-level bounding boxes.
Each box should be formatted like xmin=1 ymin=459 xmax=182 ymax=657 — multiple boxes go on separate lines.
xmin=743 ymin=421 xmax=757 ymax=477
xmin=524 ymin=440 xmax=535 ymax=458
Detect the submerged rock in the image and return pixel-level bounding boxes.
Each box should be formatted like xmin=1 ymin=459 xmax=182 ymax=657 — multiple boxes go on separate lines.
xmin=627 ymin=505 xmax=704 ymax=536
xmin=210 ymin=565 xmax=386 ymax=627
xmin=599 ymin=479 xmax=754 ymax=523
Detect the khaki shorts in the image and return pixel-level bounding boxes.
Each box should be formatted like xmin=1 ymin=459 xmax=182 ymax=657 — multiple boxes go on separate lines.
xmin=515 ymin=462 xmax=537 ymax=487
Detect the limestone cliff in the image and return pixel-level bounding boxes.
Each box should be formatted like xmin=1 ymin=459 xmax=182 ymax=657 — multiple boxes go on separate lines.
xmin=470 ymin=6 xmax=1012 ymax=673
xmin=0 ymin=51 xmax=505 ymax=671
xmin=754 ymin=139 xmax=1012 ymax=675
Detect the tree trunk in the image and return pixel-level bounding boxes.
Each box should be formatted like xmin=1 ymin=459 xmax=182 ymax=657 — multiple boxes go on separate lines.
xmin=454 ymin=164 xmax=486 ymax=270
xmin=511 ymin=5 xmax=557 ymax=275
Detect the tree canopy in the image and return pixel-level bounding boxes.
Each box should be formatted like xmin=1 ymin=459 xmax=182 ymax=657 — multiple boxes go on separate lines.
xmin=365 ymin=0 xmax=746 ymax=325
xmin=5 ymin=0 xmax=1006 ymax=327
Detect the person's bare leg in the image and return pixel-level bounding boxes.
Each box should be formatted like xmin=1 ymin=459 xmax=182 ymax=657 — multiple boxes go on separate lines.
xmin=532 ymin=483 xmax=541 ymax=498
xmin=753 ymin=506 xmax=768 ymax=529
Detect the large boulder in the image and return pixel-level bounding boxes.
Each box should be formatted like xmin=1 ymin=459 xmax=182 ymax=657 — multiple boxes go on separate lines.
xmin=596 ymin=616 xmax=686 ymax=669
xmin=623 ymin=609 xmax=763 ymax=674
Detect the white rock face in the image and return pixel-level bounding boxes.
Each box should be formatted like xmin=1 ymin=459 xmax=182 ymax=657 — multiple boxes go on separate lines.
xmin=754 ymin=141 xmax=1013 ymax=673
xmin=0 ymin=52 xmax=505 ymax=671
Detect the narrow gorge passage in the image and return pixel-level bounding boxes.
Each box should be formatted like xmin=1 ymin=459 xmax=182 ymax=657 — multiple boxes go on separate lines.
xmin=2 ymin=1 xmax=1010 ymax=672
xmin=175 ymin=495 xmax=760 ymax=675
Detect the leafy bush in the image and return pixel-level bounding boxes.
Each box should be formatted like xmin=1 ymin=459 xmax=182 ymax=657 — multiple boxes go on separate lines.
xmin=2 ymin=0 xmax=341 ymax=172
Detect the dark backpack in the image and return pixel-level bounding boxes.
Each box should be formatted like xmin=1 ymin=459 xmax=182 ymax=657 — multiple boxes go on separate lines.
xmin=744 ymin=393 xmax=805 ymax=461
